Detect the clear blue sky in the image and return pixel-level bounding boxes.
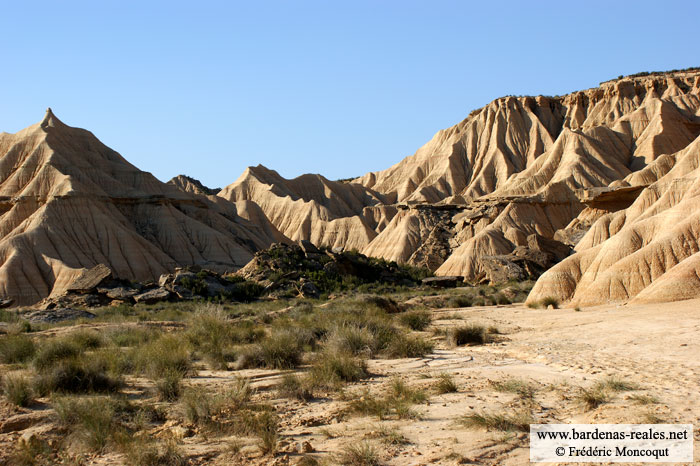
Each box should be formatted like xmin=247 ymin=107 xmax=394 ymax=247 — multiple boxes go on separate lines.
xmin=1 ymin=1 xmax=698 ymax=188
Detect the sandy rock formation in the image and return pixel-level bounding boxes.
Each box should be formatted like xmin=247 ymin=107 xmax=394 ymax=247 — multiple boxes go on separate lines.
xmin=218 ymin=165 xmax=390 ymax=251
xmin=0 ymin=110 xmax=280 ymax=305
xmin=529 ymin=132 xmax=700 ymax=306
xmin=218 ymin=70 xmax=700 ymax=288
xmin=168 ymin=174 xmax=221 ymax=195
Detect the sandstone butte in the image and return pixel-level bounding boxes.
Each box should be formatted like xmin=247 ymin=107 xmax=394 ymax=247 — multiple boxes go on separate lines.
xmin=2 ymin=69 xmax=700 ymax=307
xmin=0 ymin=109 xmax=283 ymax=306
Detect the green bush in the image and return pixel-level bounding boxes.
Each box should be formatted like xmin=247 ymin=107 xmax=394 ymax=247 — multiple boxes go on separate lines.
xmin=34 ymin=358 xmax=122 ymax=395
xmin=134 ymin=335 xmax=192 ymax=379
xmin=155 ymin=369 xmax=183 ymax=401
xmin=541 ymin=296 xmax=560 ymax=309
xmin=309 ymin=350 xmax=368 ymax=387
xmin=2 ymin=374 xmax=34 ymax=406
xmin=448 ymin=296 xmax=473 ymax=308
xmin=33 ymin=338 xmax=81 ymax=371
xmin=53 ymin=396 xmax=116 ymax=451
xmin=435 ymin=373 xmax=458 ymax=394
xmin=237 ymin=330 xmax=304 ymax=369
xmin=449 ymin=325 xmax=487 ymax=346
xmin=0 ymin=334 xmax=36 ymax=364
xmin=384 ymin=334 xmax=434 ymax=358
xmin=277 ymin=373 xmax=313 ymax=401
xmin=398 ymin=311 xmax=431 ymax=331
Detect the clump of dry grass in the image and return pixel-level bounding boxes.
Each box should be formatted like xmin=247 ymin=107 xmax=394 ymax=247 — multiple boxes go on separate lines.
xmin=434 ymin=373 xmax=458 ymax=394
xmin=2 ymin=374 xmax=34 ymax=407
xmin=492 ymin=378 xmax=536 ymax=400
xmin=461 ymin=410 xmax=533 ymax=432
xmin=337 ymin=441 xmax=381 ymax=466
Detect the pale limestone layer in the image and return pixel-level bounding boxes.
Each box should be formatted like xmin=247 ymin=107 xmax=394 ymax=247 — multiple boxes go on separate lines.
xmin=0 ymin=110 xmax=280 ymax=305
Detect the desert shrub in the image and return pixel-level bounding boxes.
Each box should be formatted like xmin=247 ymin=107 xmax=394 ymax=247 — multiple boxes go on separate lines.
xmin=337 ymin=441 xmax=380 ymax=466
xmin=389 ymin=377 xmax=426 ymax=404
xmin=237 ymin=329 xmax=304 ymax=369
xmin=449 ymin=325 xmax=487 ymax=346
xmin=8 ymin=433 xmax=52 ymax=466
xmin=577 ymin=385 xmax=611 ymax=410
xmin=398 ymin=311 xmax=431 ymax=331
xmin=355 ymin=295 xmax=401 ymax=313
xmin=134 ymin=334 xmax=191 ymax=378
xmin=277 ymin=373 xmax=313 ymax=401
xmin=324 ymin=324 xmax=377 ymax=356
xmin=461 ymin=410 xmax=533 ymax=432
xmin=2 ymin=374 xmax=34 ymax=406
xmin=373 ymin=426 xmax=409 ymax=445
xmin=492 ymin=379 xmax=536 ymax=400
xmin=65 ymin=329 xmax=104 ymax=350
xmin=541 ymin=296 xmax=559 ymax=309
xmin=107 ymin=326 xmax=156 ymax=347
xmin=309 ymin=350 xmax=368 ymax=388
xmin=629 ymin=393 xmax=659 ymax=405
xmin=181 ymin=387 xmax=216 ymax=425
xmin=0 ymin=334 xmax=36 ymax=364
xmin=33 ymin=338 xmax=81 ymax=371
xmin=34 ymin=357 xmax=122 ymax=395
xmin=349 ymin=379 xmax=425 ymax=420
xmin=435 ymin=373 xmax=458 ymax=394
xmin=384 ymin=334 xmax=433 ymax=358
xmin=255 ymin=410 xmax=279 ymax=455
xmin=124 ymin=438 xmax=186 ymax=466
xmin=186 ymin=304 xmax=237 ymax=369
xmin=155 ymin=369 xmax=182 ymax=401
xmin=600 ymin=377 xmax=640 ymax=392
xmin=228 ymin=281 xmax=264 ymax=302
xmin=448 ymin=296 xmax=473 ymax=308
xmin=492 ymin=292 xmax=512 ymax=305
xmin=53 ymin=396 xmax=116 ymax=451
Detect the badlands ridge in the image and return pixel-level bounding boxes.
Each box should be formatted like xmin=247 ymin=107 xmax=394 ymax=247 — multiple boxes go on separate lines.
xmin=2 ymin=69 xmax=699 ymax=306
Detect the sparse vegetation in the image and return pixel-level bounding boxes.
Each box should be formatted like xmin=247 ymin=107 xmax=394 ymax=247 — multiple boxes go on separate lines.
xmin=372 ymin=425 xmax=410 ymax=445
xmin=338 ymin=441 xmax=381 ymax=466
xmin=2 ymin=373 xmax=34 ymax=406
xmin=492 ymin=378 xmax=536 ymax=400
xmin=600 ymin=377 xmax=640 ymax=392
xmin=277 ymin=373 xmax=313 ymax=401
xmin=0 ymin=334 xmax=36 ymax=364
xmin=461 ymin=410 xmax=533 ymax=432
xmin=577 ymin=385 xmax=611 ymax=410
xmin=309 ymin=350 xmax=369 ymax=387
xmin=398 ymin=310 xmax=431 ymax=331
xmin=435 ymin=373 xmax=458 ymax=394
xmin=540 ymin=296 xmax=560 ymax=309
xmin=53 ymin=396 xmax=117 ymax=451
xmin=449 ymin=324 xmax=495 ymax=346
xmin=629 ymin=393 xmax=659 ymax=405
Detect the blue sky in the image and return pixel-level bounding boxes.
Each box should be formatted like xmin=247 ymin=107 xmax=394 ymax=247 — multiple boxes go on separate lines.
xmin=1 ymin=1 xmax=698 ymax=188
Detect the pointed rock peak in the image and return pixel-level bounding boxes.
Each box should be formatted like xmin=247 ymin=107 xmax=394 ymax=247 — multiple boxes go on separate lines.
xmin=41 ymin=107 xmax=66 ymax=129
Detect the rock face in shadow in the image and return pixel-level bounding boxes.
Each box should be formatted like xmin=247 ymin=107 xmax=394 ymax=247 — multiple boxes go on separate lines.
xmin=0 ymin=110 xmax=281 ymax=305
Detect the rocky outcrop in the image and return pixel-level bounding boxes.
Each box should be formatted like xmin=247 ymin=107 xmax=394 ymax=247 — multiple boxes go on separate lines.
xmin=0 ymin=110 xmax=281 ymax=305
xmin=528 ymin=133 xmax=700 ymax=306
xmin=237 ymin=242 xmax=427 ymax=298
xmin=168 ymin=175 xmax=221 ymax=195
xmin=218 ymin=166 xmax=388 ymax=251
xmin=222 ymin=70 xmax=700 ymax=291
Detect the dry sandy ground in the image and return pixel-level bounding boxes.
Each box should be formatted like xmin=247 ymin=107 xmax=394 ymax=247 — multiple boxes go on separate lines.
xmin=2 ymin=299 xmax=699 ymax=465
